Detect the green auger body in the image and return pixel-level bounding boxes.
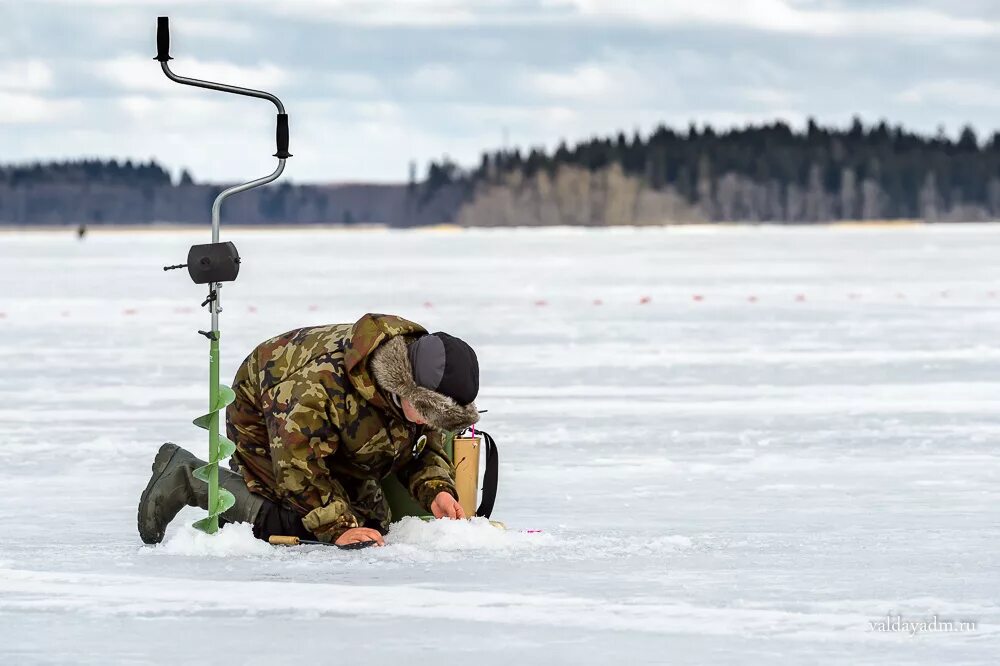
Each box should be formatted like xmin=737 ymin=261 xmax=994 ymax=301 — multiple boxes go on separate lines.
xmin=191 ymin=334 xmax=237 ymax=534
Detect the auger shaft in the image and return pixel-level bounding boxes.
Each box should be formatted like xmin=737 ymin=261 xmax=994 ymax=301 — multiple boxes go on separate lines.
xmin=207 ymin=335 xmax=220 ymax=531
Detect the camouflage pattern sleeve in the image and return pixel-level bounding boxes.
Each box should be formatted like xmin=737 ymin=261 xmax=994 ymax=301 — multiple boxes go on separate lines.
xmin=396 ymin=429 xmax=458 ymax=512
xmin=263 ymin=380 xmax=360 ymax=543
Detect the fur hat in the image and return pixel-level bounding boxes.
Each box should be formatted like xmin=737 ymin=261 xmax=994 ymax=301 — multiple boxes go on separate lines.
xmin=370 ymin=336 xmax=480 ymax=432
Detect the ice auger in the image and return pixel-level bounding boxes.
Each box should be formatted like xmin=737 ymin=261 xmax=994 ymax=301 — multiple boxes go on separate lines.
xmin=155 ymin=16 xmax=291 ymax=534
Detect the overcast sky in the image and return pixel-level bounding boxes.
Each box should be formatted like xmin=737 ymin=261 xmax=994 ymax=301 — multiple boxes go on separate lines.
xmin=2 ymin=0 xmax=1000 ymax=183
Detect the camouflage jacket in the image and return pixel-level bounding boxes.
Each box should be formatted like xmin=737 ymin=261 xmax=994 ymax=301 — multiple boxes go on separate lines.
xmin=226 ymin=313 xmax=458 ymax=542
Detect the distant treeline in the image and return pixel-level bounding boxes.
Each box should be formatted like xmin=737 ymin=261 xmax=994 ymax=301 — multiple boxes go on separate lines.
xmin=427 ymin=118 xmax=1000 ymax=224
xmin=0 ymin=159 xmax=176 ymax=187
xmin=6 ymin=119 xmax=1000 ymax=227
xmin=0 ymin=159 xmax=458 ymax=227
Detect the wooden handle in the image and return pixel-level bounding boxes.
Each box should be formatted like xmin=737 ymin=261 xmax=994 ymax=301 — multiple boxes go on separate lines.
xmin=268 ymin=535 xmax=301 ymax=546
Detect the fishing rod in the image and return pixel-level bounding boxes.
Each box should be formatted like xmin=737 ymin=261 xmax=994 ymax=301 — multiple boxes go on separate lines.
xmin=156 ymin=16 xmax=291 ymax=535
xmin=269 ymin=536 xmax=375 ymax=550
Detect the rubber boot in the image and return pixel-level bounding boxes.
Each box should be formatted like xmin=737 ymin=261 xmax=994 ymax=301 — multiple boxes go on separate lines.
xmin=137 ymin=442 xmax=264 ymax=544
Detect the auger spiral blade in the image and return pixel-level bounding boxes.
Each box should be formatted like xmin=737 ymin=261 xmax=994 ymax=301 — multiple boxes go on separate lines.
xmin=191 ymin=382 xmax=238 ymax=533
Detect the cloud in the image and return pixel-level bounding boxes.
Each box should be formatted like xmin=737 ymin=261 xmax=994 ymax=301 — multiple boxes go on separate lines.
xmin=25 ymin=0 xmax=1000 ymax=36
xmin=740 ymin=86 xmax=801 ymax=108
xmin=280 ymin=0 xmax=482 ymax=26
xmin=550 ymin=0 xmax=1000 ymax=37
xmin=0 ymin=60 xmax=55 ymax=92
xmin=28 ymin=0 xmax=549 ymax=27
xmin=408 ymin=64 xmax=462 ymax=95
xmin=845 ymin=7 xmax=998 ymax=38
xmin=116 ymin=94 xmax=243 ymax=129
xmin=6 ymin=0 xmax=1000 ymax=183
xmin=97 ymin=53 xmax=383 ymax=101
xmin=181 ymin=17 xmax=259 ymax=42
xmin=897 ymin=80 xmax=1000 ymax=108
xmin=447 ymin=101 xmax=579 ymax=129
xmin=95 ymin=55 xmax=291 ymax=94
xmin=0 ymin=92 xmax=82 ymax=124
xmin=522 ymin=62 xmax=653 ymax=102
xmin=552 ymin=0 xmax=832 ymax=33
xmin=323 ymin=72 xmax=385 ymax=97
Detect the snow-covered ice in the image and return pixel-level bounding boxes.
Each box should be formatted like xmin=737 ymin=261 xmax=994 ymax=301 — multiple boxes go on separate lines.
xmin=0 ymin=224 xmax=998 ymax=664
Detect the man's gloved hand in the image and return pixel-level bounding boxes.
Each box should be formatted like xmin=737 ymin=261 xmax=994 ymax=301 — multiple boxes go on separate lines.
xmin=431 ymin=491 xmax=466 ymax=520
xmin=335 ymin=527 xmax=385 ymax=547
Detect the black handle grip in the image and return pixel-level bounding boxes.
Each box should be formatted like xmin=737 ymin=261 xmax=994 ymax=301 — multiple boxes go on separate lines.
xmin=155 ymin=17 xmax=172 ymax=62
xmin=274 ymin=113 xmax=291 ymax=158
xmin=476 ymin=430 xmax=499 ymax=519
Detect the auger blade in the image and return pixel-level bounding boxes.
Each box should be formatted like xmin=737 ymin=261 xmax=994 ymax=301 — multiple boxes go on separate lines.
xmin=192 ymin=487 xmax=236 ymax=533
xmin=193 ymin=385 xmax=236 ymax=429
xmin=218 ymin=435 xmax=236 ymax=460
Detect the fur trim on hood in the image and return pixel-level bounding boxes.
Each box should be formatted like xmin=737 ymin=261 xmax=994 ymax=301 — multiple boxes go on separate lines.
xmin=370 ymin=336 xmax=480 ymax=432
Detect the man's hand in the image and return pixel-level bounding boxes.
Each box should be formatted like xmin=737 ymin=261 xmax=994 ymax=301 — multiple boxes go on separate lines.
xmin=431 ymin=491 xmax=466 ymax=520
xmin=335 ymin=527 xmax=385 ymax=547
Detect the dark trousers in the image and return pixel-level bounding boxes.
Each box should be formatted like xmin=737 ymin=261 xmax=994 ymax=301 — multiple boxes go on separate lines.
xmin=250 ymin=500 xmax=315 ymax=541
xmin=248 ymin=498 xmax=387 ymax=542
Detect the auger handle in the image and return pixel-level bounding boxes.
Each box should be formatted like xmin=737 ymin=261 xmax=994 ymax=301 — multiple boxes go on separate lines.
xmin=269 ymin=535 xmax=301 ymax=546
xmin=154 ymin=15 xmax=289 ymax=242
xmin=274 ymin=113 xmax=291 ymax=158
xmin=155 ymin=17 xmax=172 ymax=62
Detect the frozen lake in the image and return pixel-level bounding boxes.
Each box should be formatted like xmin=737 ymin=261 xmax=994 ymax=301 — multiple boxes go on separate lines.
xmin=0 ymin=224 xmax=997 ymax=664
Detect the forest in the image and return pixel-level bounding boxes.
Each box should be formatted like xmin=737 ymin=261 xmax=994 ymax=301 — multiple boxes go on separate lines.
xmin=5 ymin=118 xmax=1000 ymax=226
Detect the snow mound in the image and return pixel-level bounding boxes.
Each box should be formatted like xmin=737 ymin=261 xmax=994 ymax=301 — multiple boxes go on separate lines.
xmin=141 ymin=518 xmax=550 ymax=563
xmin=385 ymin=516 xmax=551 ymax=553
xmin=153 ymin=522 xmax=274 ymax=558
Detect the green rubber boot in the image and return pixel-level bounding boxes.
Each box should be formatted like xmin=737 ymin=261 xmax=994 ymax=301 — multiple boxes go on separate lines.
xmin=137 ymin=442 xmax=264 ymax=544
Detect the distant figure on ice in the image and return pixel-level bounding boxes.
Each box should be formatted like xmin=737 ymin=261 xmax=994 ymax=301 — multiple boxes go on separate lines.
xmin=138 ymin=314 xmax=480 ymax=548
xmin=77 ymin=223 xmax=87 ymax=240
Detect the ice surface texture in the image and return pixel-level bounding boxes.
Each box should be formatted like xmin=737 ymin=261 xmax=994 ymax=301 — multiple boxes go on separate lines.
xmin=0 ymin=225 xmax=997 ymax=664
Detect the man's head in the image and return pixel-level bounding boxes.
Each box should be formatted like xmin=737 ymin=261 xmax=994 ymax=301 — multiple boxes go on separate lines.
xmin=370 ymin=331 xmax=480 ymax=432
